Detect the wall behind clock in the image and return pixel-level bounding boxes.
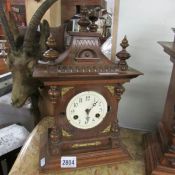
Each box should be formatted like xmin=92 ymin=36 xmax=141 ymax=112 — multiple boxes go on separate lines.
xmin=108 ymin=0 xmax=175 ymax=131
xmin=25 ymin=0 xmax=61 ymax=26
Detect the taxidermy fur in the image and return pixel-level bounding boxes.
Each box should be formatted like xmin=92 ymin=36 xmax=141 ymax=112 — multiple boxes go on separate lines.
xmin=0 ymin=0 xmax=58 ymax=123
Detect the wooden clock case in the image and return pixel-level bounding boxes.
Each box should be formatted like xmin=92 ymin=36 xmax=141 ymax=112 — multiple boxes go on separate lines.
xmin=33 ymin=29 xmax=142 ymax=172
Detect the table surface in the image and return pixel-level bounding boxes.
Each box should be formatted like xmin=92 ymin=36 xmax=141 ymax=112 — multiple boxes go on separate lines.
xmin=9 ymin=117 xmax=146 ymax=175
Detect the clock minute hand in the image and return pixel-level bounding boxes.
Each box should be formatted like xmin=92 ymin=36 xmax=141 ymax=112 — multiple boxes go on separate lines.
xmin=89 ymin=101 xmax=98 ymax=111
xmin=85 ymin=101 xmax=98 ymax=115
xmin=85 ymin=101 xmax=98 ymax=123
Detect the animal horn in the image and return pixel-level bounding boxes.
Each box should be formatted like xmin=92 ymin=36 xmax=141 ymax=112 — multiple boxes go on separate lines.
xmin=23 ymin=0 xmax=57 ymax=53
xmin=8 ymin=12 xmax=20 ymax=40
xmin=0 ymin=1 xmax=16 ymax=50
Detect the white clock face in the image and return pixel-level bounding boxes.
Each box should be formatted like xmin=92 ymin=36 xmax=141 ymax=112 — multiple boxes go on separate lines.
xmin=66 ymin=91 xmax=108 ymax=130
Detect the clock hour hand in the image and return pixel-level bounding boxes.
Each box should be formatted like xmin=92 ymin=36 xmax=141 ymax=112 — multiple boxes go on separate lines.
xmin=85 ymin=109 xmax=90 ymax=123
xmin=85 ymin=115 xmax=90 ymax=124
xmin=85 ymin=108 xmax=90 ymax=115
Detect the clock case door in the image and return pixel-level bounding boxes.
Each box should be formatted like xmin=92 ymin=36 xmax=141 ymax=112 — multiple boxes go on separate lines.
xmin=57 ymin=86 xmax=117 ymax=152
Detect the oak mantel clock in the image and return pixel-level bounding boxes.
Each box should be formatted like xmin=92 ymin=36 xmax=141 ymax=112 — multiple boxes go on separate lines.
xmin=33 ymin=7 xmax=142 ymax=173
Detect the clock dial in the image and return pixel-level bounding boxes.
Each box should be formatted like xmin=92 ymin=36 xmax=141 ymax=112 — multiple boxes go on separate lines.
xmin=66 ymin=91 xmax=108 ymax=129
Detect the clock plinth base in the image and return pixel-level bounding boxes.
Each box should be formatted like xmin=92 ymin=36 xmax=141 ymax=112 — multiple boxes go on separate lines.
xmin=144 ymin=133 xmax=175 ymax=175
xmin=39 ymin=129 xmax=131 ymax=173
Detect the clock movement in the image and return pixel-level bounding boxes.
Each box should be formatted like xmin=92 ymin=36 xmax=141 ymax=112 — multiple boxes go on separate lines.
xmin=33 ymin=6 xmax=142 ymax=172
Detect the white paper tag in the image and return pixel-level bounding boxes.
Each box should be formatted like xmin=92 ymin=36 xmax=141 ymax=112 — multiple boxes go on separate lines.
xmin=40 ymin=157 xmax=46 ymax=167
xmin=61 ymin=156 xmax=77 ymax=168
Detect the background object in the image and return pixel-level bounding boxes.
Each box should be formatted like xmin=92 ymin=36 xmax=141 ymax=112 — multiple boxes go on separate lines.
xmin=107 ymin=0 xmax=175 ymax=131
xmin=111 ymin=0 xmax=120 ymax=61
xmin=144 ymin=30 xmax=175 ymax=175
xmin=25 ymin=0 xmax=61 ymax=27
xmin=0 ymin=73 xmax=12 ymax=97
xmin=0 ymin=124 xmax=30 ymax=175
xmin=0 ymin=124 xmax=29 ymax=156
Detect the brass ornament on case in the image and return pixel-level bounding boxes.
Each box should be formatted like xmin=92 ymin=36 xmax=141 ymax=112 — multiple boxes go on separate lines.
xmin=72 ymin=141 xmax=101 ymax=149
xmin=102 ymin=125 xmax=111 ymax=133
xmin=62 ymin=129 xmax=72 ymax=137
xmin=105 ymin=86 xmax=115 ymax=95
xmin=61 ymin=87 xmax=74 ymax=97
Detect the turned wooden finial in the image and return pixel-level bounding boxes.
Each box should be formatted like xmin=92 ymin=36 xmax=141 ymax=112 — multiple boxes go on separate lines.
xmin=89 ymin=8 xmax=99 ymax=32
xmin=116 ymin=36 xmax=131 ymax=71
xmin=78 ymin=6 xmax=90 ymax=32
xmin=43 ymin=33 xmax=59 ymax=62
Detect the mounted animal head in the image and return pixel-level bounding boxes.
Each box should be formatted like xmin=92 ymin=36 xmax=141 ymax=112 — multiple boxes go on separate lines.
xmin=0 ymin=0 xmax=58 ymax=107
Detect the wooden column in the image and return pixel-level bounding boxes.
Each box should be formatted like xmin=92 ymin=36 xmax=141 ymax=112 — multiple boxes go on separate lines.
xmin=144 ymin=29 xmax=175 ymax=175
